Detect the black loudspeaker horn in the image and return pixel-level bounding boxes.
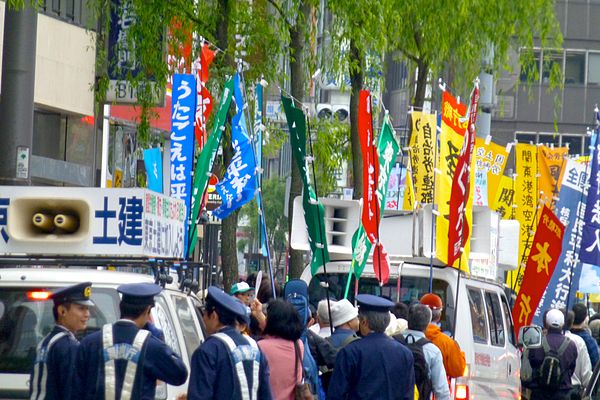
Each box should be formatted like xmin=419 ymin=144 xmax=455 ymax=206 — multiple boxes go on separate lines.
xmin=8 ymin=197 xmax=91 ymax=243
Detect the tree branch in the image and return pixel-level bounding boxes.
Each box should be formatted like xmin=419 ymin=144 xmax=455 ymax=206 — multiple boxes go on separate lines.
xmin=266 ymin=0 xmax=292 ymax=28
xmin=395 ymin=48 xmax=420 ymax=64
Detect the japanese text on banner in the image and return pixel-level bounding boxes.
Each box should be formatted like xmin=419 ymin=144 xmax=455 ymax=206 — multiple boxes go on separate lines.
xmin=473 ymin=138 xmax=509 ymax=206
xmin=170 ymin=74 xmax=196 ymax=254
xmin=534 ymin=158 xmax=588 ymax=324
xmin=580 ymin=133 xmax=600 ymax=266
xmin=492 ymin=175 xmax=515 ymax=220
xmin=538 ymin=146 xmax=568 ymax=210
xmin=508 ymin=143 xmax=538 ymax=293
xmin=512 ymin=205 xmax=564 ymax=336
xmin=408 ymin=112 xmax=437 ymax=204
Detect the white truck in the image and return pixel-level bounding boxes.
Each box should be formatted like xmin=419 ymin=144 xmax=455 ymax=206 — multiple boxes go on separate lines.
xmin=293 ymin=197 xmax=522 ymax=400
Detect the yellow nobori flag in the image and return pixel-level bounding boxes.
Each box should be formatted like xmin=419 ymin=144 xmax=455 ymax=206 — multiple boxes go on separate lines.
xmin=473 ymin=138 xmax=510 ymax=204
xmin=492 ymin=175 xmax=516 ymax=220
xmin=434 ymin=92 xmax=470 ymax=272
xmin=409 ymin=112 xmax=437 ymax=204
xmin=402 ymin=168 xmax=415 ymax=211
xmin=507 ymin=143 xmax=539 ymax=293
xmin=538 ymin=145 xmax=568 ymax=210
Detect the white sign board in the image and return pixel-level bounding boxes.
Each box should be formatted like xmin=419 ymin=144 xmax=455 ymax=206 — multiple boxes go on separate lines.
xmin=0 ymin=187 xmax=185 ymax=259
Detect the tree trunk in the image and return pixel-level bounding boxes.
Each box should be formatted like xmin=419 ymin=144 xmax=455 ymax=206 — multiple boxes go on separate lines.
xmin=349 ymin=38 xmax=364 ymax=200
xmin=413 ymin=59 xmax=429 ymax=109
xmin=287 ymin=1 xmax=311 ymax=280
xmin=215 ymin=0 xmax=238 ymax=292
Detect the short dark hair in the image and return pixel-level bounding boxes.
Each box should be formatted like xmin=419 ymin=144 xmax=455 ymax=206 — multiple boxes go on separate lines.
xmin=264 ymin=299 xmax=304 ymax=341
xmin=408 ymin=304 xmax=432 ymax=332
xmin=358 ymin=310 xmax=390 ymax=333
xmin=573 ymin=303 xmax=588 ymax=325
xmin=391 ymin=302 xmax=408 ymax=320
xmin=52 ymin=303 xmax=72 ymax=321
xmin=120 ymin=301 xmax=151 ymax=319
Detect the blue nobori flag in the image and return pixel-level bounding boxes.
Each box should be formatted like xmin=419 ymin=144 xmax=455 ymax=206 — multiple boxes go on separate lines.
xmin=144 ymin=148 xmax=163 ymax=194
xmin=580 ymin=113 xmax=600 ymax=266
xmin=170 ymin=74 xmax=196 ymax=254
xmin=534 ymin=157 xmax=589 ymax=325
xmin=212 ymin=73 xmax=257 ymax=219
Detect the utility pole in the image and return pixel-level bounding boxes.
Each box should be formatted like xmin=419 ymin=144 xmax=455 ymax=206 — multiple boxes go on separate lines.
xmin=0 ymin=6 xmax=37 ymax=185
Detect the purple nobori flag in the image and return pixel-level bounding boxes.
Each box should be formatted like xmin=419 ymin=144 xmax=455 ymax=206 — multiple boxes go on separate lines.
xmin=580 ymin=113 xmax=600 ymax=266
xmin=212 ymin=73 xmax=258 ymax=219
xmin=170 ymin=74 xmax=196 ymax=255
xmin=533 ymin=158 xmax=589 ymax=325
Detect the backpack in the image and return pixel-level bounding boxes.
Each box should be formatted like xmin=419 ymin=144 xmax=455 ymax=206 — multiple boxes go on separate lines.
xmin=538 ymin=336 xmax=571 ymax=390
xmin=394 ymin=333 xmax=433 ymax=400
xmin=284 ymin=280 xmax=320 ymax=396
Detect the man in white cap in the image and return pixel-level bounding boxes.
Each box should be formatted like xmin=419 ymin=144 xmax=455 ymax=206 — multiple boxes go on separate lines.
xmin=329 ymin=299 xmax=359 ymax=348
xmin=521 ymin=308 xmax=578 ymax=400
xmin=309 ymin=299 xmax=334 ymax=337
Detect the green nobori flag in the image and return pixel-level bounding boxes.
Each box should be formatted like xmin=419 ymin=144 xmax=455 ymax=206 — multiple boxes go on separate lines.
xmin=351 ymin=117 xmax=399 ymax=279
xmin=187 ymin=77 xmax=235 ymax=258
xmin=281 ymin=95 xmax=329 ymax=275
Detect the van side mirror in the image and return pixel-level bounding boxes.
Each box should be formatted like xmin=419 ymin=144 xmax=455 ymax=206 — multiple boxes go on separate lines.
xmin=518 ymin=325 xmax=543 ymax=348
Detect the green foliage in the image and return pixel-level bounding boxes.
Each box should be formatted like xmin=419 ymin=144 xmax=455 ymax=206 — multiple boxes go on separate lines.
xmin=384 ymin=0 xmax=563 ymax=100
xmin=238 ymin=177 xmax=289 ymax=256
xmin=310 ymin=117 xmax=351 ymax=196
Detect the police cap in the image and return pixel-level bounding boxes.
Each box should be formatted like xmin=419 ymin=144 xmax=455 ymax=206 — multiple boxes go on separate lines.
xmin=52 ymin=282 xmax=94 ymax=307
xmin=118 ymin=283 xmax=162 ymax=306
xmin=207 ymin=286 xmax=246 ymax=319
xmin=356 ymin=294 xmax=394 ymax=312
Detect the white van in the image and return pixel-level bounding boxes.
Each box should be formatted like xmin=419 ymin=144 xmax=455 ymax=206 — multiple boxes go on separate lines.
xmin=0 ymin=267 xmax=206 ymax=400
xmin=301 ymin=261 xmax=521 ymax=400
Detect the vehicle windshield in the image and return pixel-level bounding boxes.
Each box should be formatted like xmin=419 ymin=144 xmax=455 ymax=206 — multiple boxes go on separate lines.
xmin=0 ymin=287 xmax=119 ymax=374
xmin=308 ymin=273 xmax=454 ymax=332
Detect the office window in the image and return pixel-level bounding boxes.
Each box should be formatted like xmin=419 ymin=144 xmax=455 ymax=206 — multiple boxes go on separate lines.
xmin=542 ymin=51 xmax=563 ymax=84
xmin=520 ymin=50 xmax=541 ymax=83
xmin=561 ymin=135 xmax=584 ymax=155
xmin=538 ymin=133 xmax=560 ymax=146
xmin=565 ymin=52 xmax=585 ymax=84
xmin=589 ymin=53 xmax=600 ymax=84
xmin=516 ymin=133 xmax=537 ymax=144
xmin=52 ymin=0 xmax=61 ymax=15
xmin=66 ymin=0 xmax=75 ymax=19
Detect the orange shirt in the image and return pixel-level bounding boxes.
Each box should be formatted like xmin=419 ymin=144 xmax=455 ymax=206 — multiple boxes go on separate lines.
xmin=425 ymin=323 xmax=466 ymax=378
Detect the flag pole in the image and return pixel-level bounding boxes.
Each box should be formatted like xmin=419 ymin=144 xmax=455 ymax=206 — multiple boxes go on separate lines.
xmin=305 ymin=115 xmax=335 ymax=332
xmin=239 ymin=69 xmax=276 ymax=299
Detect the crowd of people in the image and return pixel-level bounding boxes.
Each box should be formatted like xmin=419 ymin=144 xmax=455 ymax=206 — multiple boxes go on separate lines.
xmin=521 ymin=303 xmax=600 ymax=400
xmin=29 ymin=278 xmax=468 ymax=400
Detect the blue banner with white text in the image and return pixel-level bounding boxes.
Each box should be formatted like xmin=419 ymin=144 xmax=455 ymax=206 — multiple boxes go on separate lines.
xmin=170 ymin=74 xmax=196 ymax=254
xmin=580 ymin=123 xmax=600 ymax=266
xmin=212 ymin=73 xmax=257 ymax=219
xmin=534 ymin=158 xmax=588 ymax=325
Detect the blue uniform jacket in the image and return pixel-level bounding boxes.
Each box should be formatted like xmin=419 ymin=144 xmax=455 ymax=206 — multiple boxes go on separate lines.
xmin=571 ymin=328 xmax=600 ymax=367
xmin=72 ymin=320 xmax=188 ymax=400
xmin=188 ymin=326 xmax=272 ymax=400
xmin=30 ymin=325 xmax=79 ymax=400
xmin=327 ymin=332 xmax=415 ymax=400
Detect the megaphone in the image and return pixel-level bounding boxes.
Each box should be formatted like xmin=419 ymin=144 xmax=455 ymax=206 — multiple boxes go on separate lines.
xmin=8 ymin=197 xmax=90 ymax=243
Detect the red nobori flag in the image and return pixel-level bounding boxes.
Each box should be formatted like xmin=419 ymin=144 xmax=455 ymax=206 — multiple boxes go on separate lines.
xmin=358 ymin=90 xmax=380 ymax=245
xmin=512 ymin=205 xmax=565 ymax=336
xmin=194 ymin=43 xmax=215 ymax=147
xmin=447 ymin=85 xmax=479 ymax=267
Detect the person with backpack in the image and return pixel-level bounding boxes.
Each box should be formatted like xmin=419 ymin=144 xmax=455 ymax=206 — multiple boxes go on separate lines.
xmin=396 ymin=303 xmax=450 ymax=400
xmin=283 ymin=280 xmax=323 ymax=398
xmin=571 ymin=303 xmax=600 ymax=368
xmin=328 ymin=294 xmax=414 ymax=400
xmin=187 ymin=286 xmax=272 ymax=400
xmin=521 ymin=308 xmax=577 ymax=400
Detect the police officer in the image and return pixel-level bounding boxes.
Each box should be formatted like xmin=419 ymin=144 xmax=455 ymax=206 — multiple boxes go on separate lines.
xmin=30 ymin=282 xmax=94 ymax=400
xmin=72 ymin=282 xmax=188 ymax=400
xmin=187 ymin=286 xmax=272 ymax=400
xmin=327 ymin=294 xmax=415 ymax=400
